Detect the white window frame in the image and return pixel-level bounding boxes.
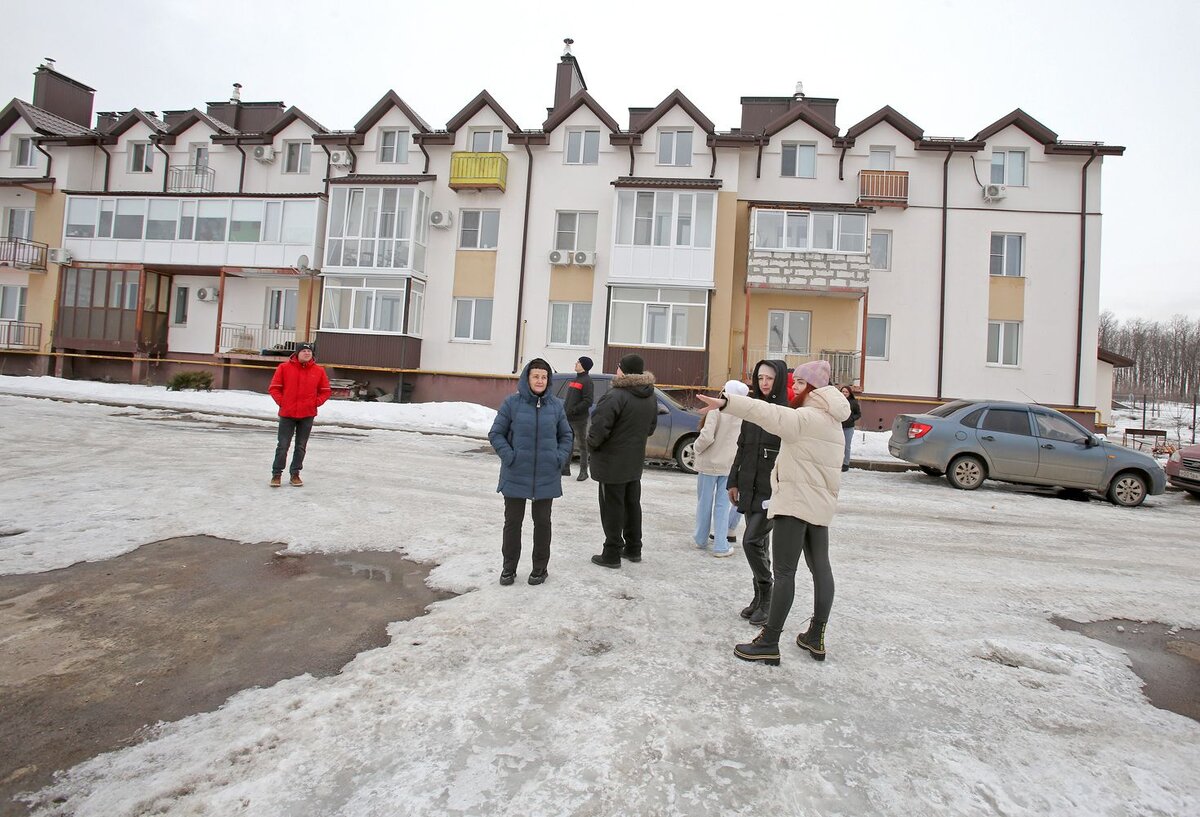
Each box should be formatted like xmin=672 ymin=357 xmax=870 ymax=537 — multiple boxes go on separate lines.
xmin=128 ymin=141 xmax=153 ymax=173
xmin=4 ymin=207 xmax=35 ymax=239
xmin=607 ymin=286 xmax=707 ymax=349
xmin=548 ymin=301 xmax=591 ymax=347
xmin=266 ymin=287 xmax=299 ymax=331
xmin=407 ymin=279 xmax=424 ymax=337
xmin=554 ymin=211 xmax=598 ymax=252
xmin=615 ymin=190 xmax=713 ymax=249
xmin=189 ymin=142 xmax=209 ymax=168
xmin=459 ymin=209 xmax=500 ymax=250
xmin=752 ymin=208 xmax=868 ymax=254
xmin=564 ymin=129 xmax=600 ymax=165
xmin=14 ymin=136 xmax=36 ymax=168
xmin=866 ymin=314 xmax=890 ymax=360
xmin=987 ymin=320 xmax=1021 ymax=367
xmin=656 ymin=128 xmax=693 ymax=167
xmin=767 ymin=309 xmax=811 ymax=356
xmin=378 ymin=128 xmax=409 ymax=164
xmin=469 ymin=129 xmax=504 ymax=152
xmin=320 ymin=276 xmax=410 ymax=335
xmin=869 ymin=230 xmax=892 ymax=271
xmin=325 ymin=187 xmax=427 ymax=271
xmin=452 ymin=297 xmax=493 ymax=342
xmin=0 ymin=284 xmax=28 ymax=321
xmin=989 ymin=233 xmax=1024 ymax=277
xmin=781 ymin=142 xmax=817 ymax=178
xmin=283 ymin=141 xmax=312 ymax=174
xmin=171 ymin=285 xmax=189 ymax=326
xmin=990 ymin=149 xmax=1027 ymax=186
xmin=867 ymin=146 xmax=895 ymax=171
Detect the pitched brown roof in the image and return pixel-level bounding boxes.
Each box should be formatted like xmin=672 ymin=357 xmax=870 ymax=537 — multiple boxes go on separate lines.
xmin=542 ymin=90 xmax=620 ymax=134
xmin=1098 ymin=347 xmax=1135 ymax=368
xmin=264 ymin=106 xmax=329 ymax=136
xmin=844 ymin=105 xmax=923 ymax=141
xmin=631 ymin=89 xmax=714 ymax=135
xmin=444 ymin=90 xmax=521 ymax=134
xmin=762 ymin=104 xmax=840 ymax=139
xmin=353 ymin=90 xmax=431 ymax=134
xmin=101 ymin=109 xmax=169 ymax=141
xmin=973 ymin=108 xmax=1057 ymax=144
xmin=0 ymin=98 xmax=96 ymax=138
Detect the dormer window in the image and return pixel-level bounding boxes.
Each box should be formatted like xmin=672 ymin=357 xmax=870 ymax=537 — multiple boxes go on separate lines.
xmin=657 ymin=128 xmax=692 ymax=167
xmin=781 ymin=143 xmax=816 ymax=178
xmin=128 ymin=142 xmax=153 ymax=174
xmin=283 ymin=141 xmax=311 ymax=174
xmin=991 ymin=149 xmax=1027 ymax=186
xmin=868 ymin=147 xmax=895 ymax=171
xmin=565 ymin=129 xmax=600 ymax=165
xmin=379 ymin=128 xmax=409 ymax=164
xmin=14 ymin=136 xmax=36 ymax=168
xmin=470 ymin=129 xmax=504 ymax=152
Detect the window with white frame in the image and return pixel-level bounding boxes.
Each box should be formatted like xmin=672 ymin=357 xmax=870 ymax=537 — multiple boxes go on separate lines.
xmin=781 ymin=142 xmax=816 ymax=178
xmin=990 ymin=149 xmax=1027 ymax=186
xmin=987 ymin=320 xmax=1021 ymax=366
xmin=459 ymin=210 xmax=500 ymax=250
xmin=321 ymin=276 xmax=410 ymax=334
xmin=14 ymin=136 xmax=36 ymax=168
xmin=470 ymin=129 xmax=504 ymax=152
xmin=753 ymin=209 xmax=867 ymax=253
xmin=283 ymin=141 xmax=311 ymax=174
xmin=555 ymin=211 xmax=598 ymax=252
xmin=4 ymin=208 xmax=34 ymax=239
xmin=407 ymin=279 xmax=424 ymax=336
xmin=452 ymin=297 xmax=492 ymax=341
xmin=870 ymin=230 xmax=891 ymax=271
xmin=767 ymin=310 xmax=811 ymax=355
xmin=989 ymin=233 xmax=1024 ymax=277
xmin=0 ymin=285 xmax=27 ymax=321
xmin=65 ymin=196 xmax=315 ymax=246
xmin=565 ymin=129 xmax=600 ymax=165
xmin=172 ymin=286 xmax=188 ymax=325
xmin=609 ymin=287 xmax=706 ymax=348
xmin=866 ymin=315 xmax=890 ymax=359
xmin=868 ymin=146 xmax=894 ymax=171
xmin=146 ymin=200 xmax=178 ymax=240
xmin=266 ymin=288 xmax=298 ymax=331
xmin=326 ymin=187 xmax=427 ymax=270
xmin=549 ymin=301 xmax=591 ymax=346
xmin=615 ymin=190 xmax=713 ymax=248
xmin=379 ymin=128 xmax=409 ymax=164
xmin=657 ymin=128 xmax=693 ymax=167
xmin=189 ymin=142 xmax=209 ymax=168
xmin=128 ymin=142 xmax=153 ymax=173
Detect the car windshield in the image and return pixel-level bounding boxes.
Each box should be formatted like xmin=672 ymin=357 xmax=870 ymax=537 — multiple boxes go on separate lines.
xmin=928 ymin=400 xmax=976 ymax=418
xmin=656 ymin=389 xmax=687 ymax=411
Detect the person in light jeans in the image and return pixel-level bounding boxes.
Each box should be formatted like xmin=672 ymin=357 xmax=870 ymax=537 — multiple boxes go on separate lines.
xmin=693 ymin=379 xmax=750 ymax=556
xmin=840 ymin=384 xmax=862 ymax=472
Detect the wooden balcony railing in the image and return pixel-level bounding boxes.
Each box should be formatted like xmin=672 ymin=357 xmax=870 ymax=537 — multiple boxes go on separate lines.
xmin=449 ymin=152 xmax=508 ymax=192
xmin=0 ymin=237 xmax=48 ymax=271
xmin=220 ymin=323 xmax=297 ymax=354
xmin=0 ymin=320 xmax=41 ymax=349
xmin=857 ymin=170 xmax=909 ymax=207
xmin=167 ymin=164 xmax=215 ymax=193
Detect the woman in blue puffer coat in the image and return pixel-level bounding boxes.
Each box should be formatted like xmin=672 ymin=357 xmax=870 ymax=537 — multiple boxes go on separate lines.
xmin=488 ymin=358 xmax=573 ymax=586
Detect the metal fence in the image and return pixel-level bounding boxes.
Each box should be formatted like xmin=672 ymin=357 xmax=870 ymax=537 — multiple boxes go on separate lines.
xmin=167 ymin=164 xmax=215 ymax=194
xmin=219 ymin=323 xmax=296 ymax=353
xmin=0 ymin=237 xmax=48 ymax=271
xmin=0 ymin=320 xmax=41 ymax=349
xmin=744 ymin=348 xmax=861 ymax=387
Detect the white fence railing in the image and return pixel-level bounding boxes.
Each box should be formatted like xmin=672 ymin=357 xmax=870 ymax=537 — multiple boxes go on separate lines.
xmin=219 ymin=323 xmax=296 ymax=353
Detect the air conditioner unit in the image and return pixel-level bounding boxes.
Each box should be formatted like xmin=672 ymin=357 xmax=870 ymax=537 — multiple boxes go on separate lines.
xmin=196 ymin=287 xmax=219 ymax=302
xmin=253 ymin=145 xmax=276 ymax=163
xmin=548 ymin=249 xmax=569 ymax=265
xmin=983 ymin=183 xmax=1007 ymax=201
xmin=329 ymin=150 xmax=352 ymax=168
xmin=429 ymin=210 xmax=453 ymax=229
xmin=573 ymin=250 xmax=597 ymax=266
xmin=47 ymin=247 xmax=72 ymax=264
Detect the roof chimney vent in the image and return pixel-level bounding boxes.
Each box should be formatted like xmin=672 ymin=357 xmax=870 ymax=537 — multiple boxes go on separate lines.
xmin=231 ymin=82 xmax=242 ymax=104
xmin=42 ymin=57 xmax=57 ymax=72
xmin=563 ymin=37 xmax=574 ymax=56
xmin=794 ymin=81 xmax=805 ymax=100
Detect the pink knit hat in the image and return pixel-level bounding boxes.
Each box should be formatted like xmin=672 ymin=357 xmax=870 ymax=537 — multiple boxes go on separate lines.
xmin=792 ymin=360 xmax=831 ymax=389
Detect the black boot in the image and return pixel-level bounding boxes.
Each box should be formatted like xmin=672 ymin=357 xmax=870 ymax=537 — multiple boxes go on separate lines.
xmin=748 ymin=584 xmax=772 ymax=626
xmin=590 ymin=547 xmax=621 ymax=568
xmin=621 ymin=546 xmax=642 ymax=562
xmin=739 ymin=583 xmax=761 ymax=620
xmin=795 ymin=619 xmax=827 ymax=661
xmin=734 ymin=627 xmax=781 ymax=666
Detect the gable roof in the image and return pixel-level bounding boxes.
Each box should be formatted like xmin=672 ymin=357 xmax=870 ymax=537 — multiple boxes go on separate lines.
xmin=973 ymin=108 xmax=1058 ymax=144
xmin=542 ymin=90 xmax=620 ymax=134
xmin=353 ymin=90 xmax=431 ymax=135
xmin=631 ymin=89 xmax=714 ymax=135
xmin=844 ymin=105 xmax=923 ymax=141
xmin=264 ymin=106 xmax=329 ymax=136
xmin=154 ymin=108 xmax=237 ymax=144
xmin=444 ymin=90 xmax=521 ymax=134
xmin=101 ymin=108 xmax=169 ymax=142
xmin=762 ymin=103 xmax=840 ymax=139
xmin=0 ymin=98 xmax=96 ymax=138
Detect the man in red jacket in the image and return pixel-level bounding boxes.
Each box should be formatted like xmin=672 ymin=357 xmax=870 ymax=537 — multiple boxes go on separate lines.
xmin=268 ymin=342 xmax=331 ymax=487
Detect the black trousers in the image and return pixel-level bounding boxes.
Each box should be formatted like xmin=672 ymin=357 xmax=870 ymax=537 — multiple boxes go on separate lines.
xmin=597 ymin=480 xmax=642 ymax=554
xmin=272 ymin=416 xmax=314 ymax=476
xmin=765 ymin=515 xmax=834 ymax=635
xmin=741 ymin=509 xmax=773 ymax=590
xmin=563 ymin=418 xmax=589 ymax=475
xmin=502 ymin=497 xmax=552 ymax=574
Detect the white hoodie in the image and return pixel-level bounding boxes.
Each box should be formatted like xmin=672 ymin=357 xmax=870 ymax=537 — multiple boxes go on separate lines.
xmin=692 ymin=409 xmax=743 ymax=476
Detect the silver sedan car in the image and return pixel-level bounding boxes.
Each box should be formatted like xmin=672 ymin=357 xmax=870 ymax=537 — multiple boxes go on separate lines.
xmin=888 ymin=400 xmax=1166 ymax=507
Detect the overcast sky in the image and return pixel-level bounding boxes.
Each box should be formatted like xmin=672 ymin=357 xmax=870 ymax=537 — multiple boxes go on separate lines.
xmin=6 ymin=0 xmax=1197 ymax=323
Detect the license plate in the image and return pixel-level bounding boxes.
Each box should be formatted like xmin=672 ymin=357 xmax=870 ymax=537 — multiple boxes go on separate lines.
xmin=1180 ymin=467 xmax=1200 ymax=481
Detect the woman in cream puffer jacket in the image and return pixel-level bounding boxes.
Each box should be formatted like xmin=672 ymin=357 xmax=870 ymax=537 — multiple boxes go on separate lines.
xmin=697 ymin=359 xmax=850 ymax=666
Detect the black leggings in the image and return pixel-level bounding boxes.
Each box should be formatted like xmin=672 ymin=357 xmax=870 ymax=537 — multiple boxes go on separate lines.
xmin=765 ymin=515 xmax=833 ymax=634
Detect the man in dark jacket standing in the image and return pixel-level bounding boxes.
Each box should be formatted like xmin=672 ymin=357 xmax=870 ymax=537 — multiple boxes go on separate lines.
xmin=587 ymin=354 xmax=657 ymax=568
xmin=267 ymin=342 xmax=331 ymax=487
xmin=561 ymin=356 xmax=595 ymax=481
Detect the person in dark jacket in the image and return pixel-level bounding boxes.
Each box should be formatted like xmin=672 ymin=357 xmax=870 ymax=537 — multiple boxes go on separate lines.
xmin=561 ymin=356 xmax=595 ymax=481
xmin=267 ymin=342 xmax=331 ymax=488
xmin=839 ymin=384 xmax=862 ymax=472
xmin=727 ymin=359 xmax=788 ymax=624
xmin=488 ymin=358 xmax=573 ymax=586
xmin=587 ymin=353 xmax=657 ymax=568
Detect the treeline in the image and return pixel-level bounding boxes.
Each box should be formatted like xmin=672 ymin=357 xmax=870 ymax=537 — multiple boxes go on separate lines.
xmin=1099 ymin=312 xmax=1200 ymax=398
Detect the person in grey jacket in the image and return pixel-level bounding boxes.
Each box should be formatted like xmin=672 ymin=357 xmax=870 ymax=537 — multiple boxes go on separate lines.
xmin=488 ymin=358 xmax=573 ymax=586
xmin=561 ymin=356 xmax=595 ymax=481
xmin=587 ymin=354 xmax=657 ymax=568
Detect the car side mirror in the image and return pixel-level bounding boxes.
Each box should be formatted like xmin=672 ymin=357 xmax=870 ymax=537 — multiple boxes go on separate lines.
xmin=1085 ymin=435 xmax=1102 ymax=448
xmin=657 ymin=404 xmax=669 ymax=415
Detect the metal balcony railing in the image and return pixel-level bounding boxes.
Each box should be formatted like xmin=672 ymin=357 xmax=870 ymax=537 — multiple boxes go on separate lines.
xmin=167 ymin=164 xmax=216 ymax=193
xmin=857 ymin=169 xmax=909 ymax=207
xmin=0 ymin=320 xmax=41 ymax=349
xmin=0 ymin=237 xmax=48 ymax=271
xmin=746 ymin=348 xmax=861 ymax=387
xmin=219 ymin=323 xmax=296 ymax=354
xmin=449 ymin=152 xmax=508 ymax=191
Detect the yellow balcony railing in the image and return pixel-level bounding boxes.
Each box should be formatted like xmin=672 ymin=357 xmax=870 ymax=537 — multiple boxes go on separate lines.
xmin=449 ymin=152 xmax=508 ymax=192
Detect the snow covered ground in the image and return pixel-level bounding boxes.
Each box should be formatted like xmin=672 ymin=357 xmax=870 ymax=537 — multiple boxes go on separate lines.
xmin=1 ymin=378 xmax=1198 ymax=817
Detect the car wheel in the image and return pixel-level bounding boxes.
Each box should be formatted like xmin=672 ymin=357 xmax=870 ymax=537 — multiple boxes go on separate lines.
xmin=1107 ymin=471 xmax=1148 ymax=507
xmin=1189 ymin=490 xmax=1200 ymax=500
xmin=919 ymin=466 xmax=944 ymax=478
xmin=946 ymin=455 xmax=986 ymax=490
xmin=675 ymin=434 xmax=698 ymax=474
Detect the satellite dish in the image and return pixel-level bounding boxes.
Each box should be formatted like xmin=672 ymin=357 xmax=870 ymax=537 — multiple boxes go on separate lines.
xmin=296 ymin=254 xmax=310 ymax=270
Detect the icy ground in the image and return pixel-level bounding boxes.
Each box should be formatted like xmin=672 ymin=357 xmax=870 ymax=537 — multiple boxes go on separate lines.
xmin=1 ymin=378 xmax=1197 ymax=817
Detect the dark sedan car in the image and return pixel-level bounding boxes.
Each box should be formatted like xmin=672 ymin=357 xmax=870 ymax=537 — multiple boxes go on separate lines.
xmin=1166 ymin=443 xmax=1200 ymax=498
xmin=888 ymin=399 xmax=1166 ymax=507
xmin=550 ymin=373 xmax=701 ymax=473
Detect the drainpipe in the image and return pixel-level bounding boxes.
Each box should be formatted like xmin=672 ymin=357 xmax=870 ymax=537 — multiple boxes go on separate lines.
xmin=511 ymin=142 xmax=535 ymax=373
xmin=235 ymin=138 xmax=247 ymax=194
xmin=419 ymin=141 xmax=431 ymax=174
xmin=859 ymin=289 xmax=869 ymax=389
xmin=97 ymin=140 xmax=112 ymax=192
xmin=838 ymin=143 xmax=849 ymax=182
xmin=1075 ymin=149 xmax=1099 ymax=408
xmin=709 ymin=142 xmax=717 ymax=178
xmin=319 ymin=144 xmax=333 ymax=196
xmin=35 ymin=140 xmax=53 ymax=179
xmin=742 ymin=284 xmax=751 ymax=379
xmin=344 ymin=138 xmax=357 ymax=174
xmin=627 ymin=142 xmax=635 ymax=176
xmin=935 ymin=145 xmax=955 ymax=399
xmin=755 ymin=135 xmax=765 ymax=179
xmin=153 ymin=137 xmax=170 ymax=193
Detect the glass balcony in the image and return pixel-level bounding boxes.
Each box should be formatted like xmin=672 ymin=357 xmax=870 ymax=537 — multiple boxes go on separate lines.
xmin=449 ymin=152 xmax=508 ymax=192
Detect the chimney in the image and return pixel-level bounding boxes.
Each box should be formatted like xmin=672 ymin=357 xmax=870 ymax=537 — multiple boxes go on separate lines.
xmin=162 ymin=109 xmax=191 ymax=129
xmin=552 ymin=38 xmax=586 ymax=111
xmin=32 ymin=58 xmax=96 ymax=128
xmin=231 ymin=82 xmax=242 ymax=103
xmin=628 ymin=107 xmax=652 ymax=131
xmin=94 ymin=111 xmax=122 ymax=132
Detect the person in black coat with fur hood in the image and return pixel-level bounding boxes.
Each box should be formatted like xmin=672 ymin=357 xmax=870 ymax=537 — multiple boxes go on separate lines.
xmin=587 ymin=354 xmax=657 ymax=568
xmin=727 ymin=359 xmax=788 ymax=625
